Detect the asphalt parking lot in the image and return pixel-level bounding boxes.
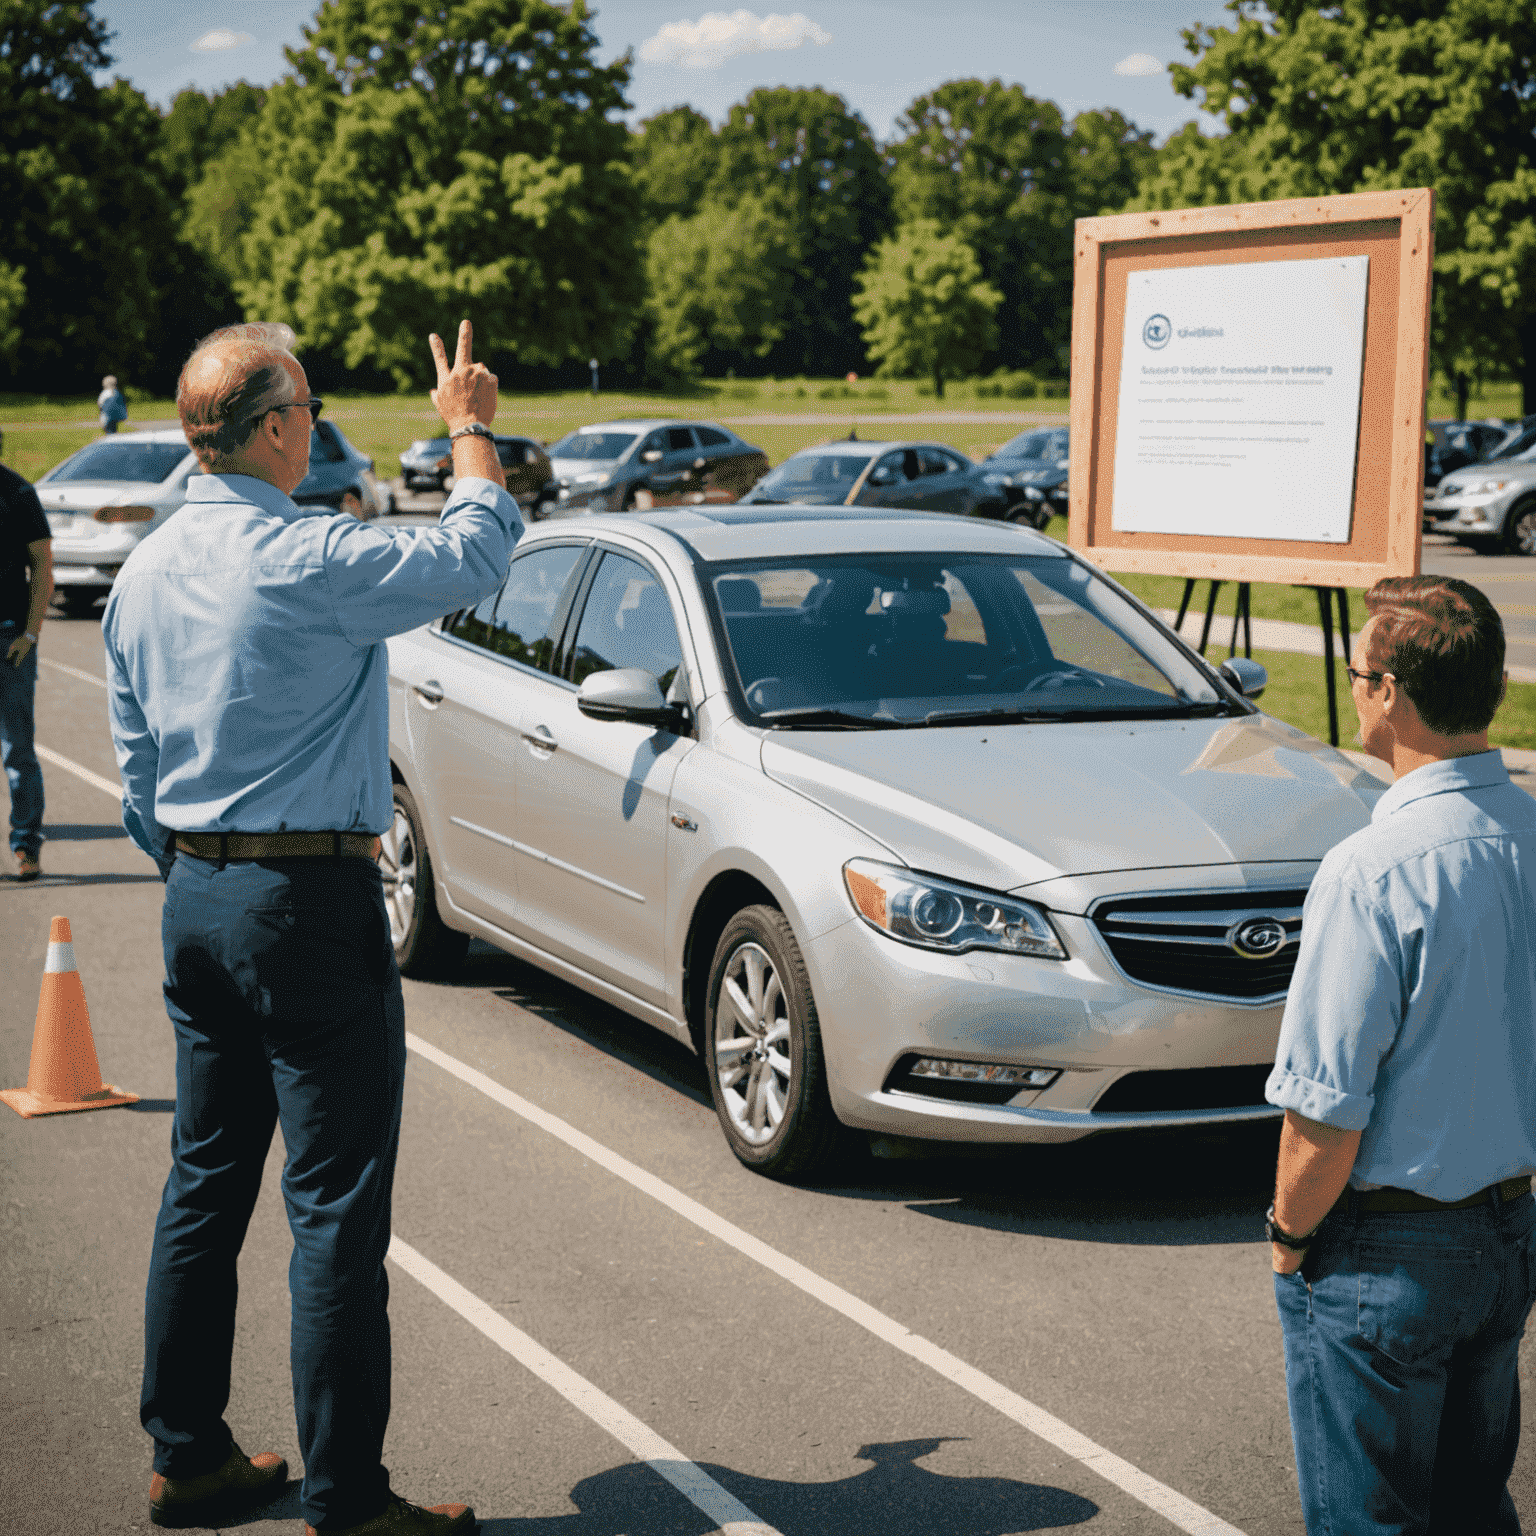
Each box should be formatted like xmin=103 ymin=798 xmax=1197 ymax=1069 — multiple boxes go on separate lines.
xmin=5 ymin=614 xmax=1536 ymax=1536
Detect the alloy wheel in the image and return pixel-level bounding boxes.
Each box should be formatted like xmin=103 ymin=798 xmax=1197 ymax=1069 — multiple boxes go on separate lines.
xmin=1515 ymin=509 xmax=1536 ymax=555
xmin=377 ymin=806 xmax=418 ymax=945
xmin=713 ymin=941 xmax=792 ymax=1145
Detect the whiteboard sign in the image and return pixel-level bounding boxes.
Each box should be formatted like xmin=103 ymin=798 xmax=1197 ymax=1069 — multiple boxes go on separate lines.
xmin=1111 ymin=255 xmax=1369 ymax=543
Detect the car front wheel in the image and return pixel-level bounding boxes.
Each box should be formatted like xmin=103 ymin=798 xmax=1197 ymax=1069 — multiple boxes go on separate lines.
xmin=1503 ymin=499 xmax=1536 ymax=555
xmin=379 ymin=782 xmax=469 ymax=977
xmin=703 ymin=905 xmax=842 ymax=1181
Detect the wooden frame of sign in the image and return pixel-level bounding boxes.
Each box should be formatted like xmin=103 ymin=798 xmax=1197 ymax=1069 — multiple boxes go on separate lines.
xmin=1067 ymin=188 xmax=1435 ymax=587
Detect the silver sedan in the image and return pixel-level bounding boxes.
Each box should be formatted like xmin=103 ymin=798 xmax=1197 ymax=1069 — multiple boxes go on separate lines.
xmin=382 ymin=508 xmax=1383 ymax=1179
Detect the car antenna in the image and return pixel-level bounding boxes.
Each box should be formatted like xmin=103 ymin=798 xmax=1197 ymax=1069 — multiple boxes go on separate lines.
xmin=847 ymin=427 xmax=858 ymax=441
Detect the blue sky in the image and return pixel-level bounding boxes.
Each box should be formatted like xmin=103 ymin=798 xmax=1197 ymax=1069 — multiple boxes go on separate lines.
xmin=94 ymin=0 xmax=1228 ymax=143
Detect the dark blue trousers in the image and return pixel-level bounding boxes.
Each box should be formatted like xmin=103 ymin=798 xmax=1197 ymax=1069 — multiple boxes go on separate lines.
xmin=142 ymin=852 xmax=405 ymax=1531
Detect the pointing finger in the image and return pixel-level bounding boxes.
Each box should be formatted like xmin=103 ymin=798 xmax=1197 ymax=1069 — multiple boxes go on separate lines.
xmin=455 ymin=318 xmax=473 ymax=372
xmin=428 ymin=332 xmax=449 ymax=385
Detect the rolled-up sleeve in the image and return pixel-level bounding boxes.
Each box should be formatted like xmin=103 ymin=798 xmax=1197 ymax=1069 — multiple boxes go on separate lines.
xmin=1266 ymin=867 xmax=1403 ymax=1130
xmin=322 ymin=475 xmax=524 ymax=646
xmin=103 ymin=625 xmax=172 ymax=876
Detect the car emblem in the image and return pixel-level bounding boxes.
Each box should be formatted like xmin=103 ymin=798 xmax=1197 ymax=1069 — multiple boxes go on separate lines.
xmin=1227 ymin=918 xmax=1287 ymax=960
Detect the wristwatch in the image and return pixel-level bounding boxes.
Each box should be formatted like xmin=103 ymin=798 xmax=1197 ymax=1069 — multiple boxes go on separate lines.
xmin=1265 ymin=1203 xmax=1319 ymax=1251
xmin=449 ymin=423 xmax=495 ymax=442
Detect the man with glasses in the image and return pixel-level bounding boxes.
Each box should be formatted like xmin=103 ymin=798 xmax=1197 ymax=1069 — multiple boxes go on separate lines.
xmin=1265 ymin=574 xmax=1536 ymax=1533
xmin=104 ymin=320 xmax=520 ymax=1536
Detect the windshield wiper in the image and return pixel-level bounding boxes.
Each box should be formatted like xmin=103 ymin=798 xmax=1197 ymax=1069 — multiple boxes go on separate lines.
xmin=762 ymin=708 xmax=914 ymax=730
xmin=923 ymin=701 xmax=1240 ymax=726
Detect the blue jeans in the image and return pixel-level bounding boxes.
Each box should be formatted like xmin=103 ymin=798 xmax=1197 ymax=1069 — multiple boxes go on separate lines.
xmin=1275 ymin=1189 xmax=1536 ymax=1535
xmin=0 ymin=621 xmax=43 ymax=857
xmin=141 ymin=852 xmax=405 ymax=1531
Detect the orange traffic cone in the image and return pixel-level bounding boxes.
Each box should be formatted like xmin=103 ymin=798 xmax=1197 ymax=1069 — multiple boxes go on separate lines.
xmin=1 ymin=916 xmax=138 ymax=1117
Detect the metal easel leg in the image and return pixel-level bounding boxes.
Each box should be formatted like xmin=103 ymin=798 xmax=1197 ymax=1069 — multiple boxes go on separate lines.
xmin=1175 ymin=579 xmax=1196 ymax=639
xmin=1317 ymin=586 xmax=1339 ymax=747
xmin=1198 ymin=581 xmax=1223 ymax=657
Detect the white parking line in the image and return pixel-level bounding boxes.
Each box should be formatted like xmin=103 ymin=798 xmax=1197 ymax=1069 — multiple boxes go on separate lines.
xmin=40 ymin=657 xmax=108 ymax=689
xmin=405 ymin=1032 xmax=1244 ymax=1536
xmin=35 ymin=743 xmax=122 ymax=800
xmin=387 ymin=1236 xmax=781 ymax=1536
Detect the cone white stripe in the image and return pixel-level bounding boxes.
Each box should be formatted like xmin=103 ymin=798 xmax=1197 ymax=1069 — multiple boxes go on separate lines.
xmin=44 ymin=941 xmax=77 ymax=974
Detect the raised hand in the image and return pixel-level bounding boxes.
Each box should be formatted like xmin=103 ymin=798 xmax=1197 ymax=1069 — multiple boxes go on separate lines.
xmin=428 ymin=320 xmax=498 ymax=435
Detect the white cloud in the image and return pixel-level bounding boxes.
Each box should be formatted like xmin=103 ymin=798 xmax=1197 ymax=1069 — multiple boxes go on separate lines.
xmin=1113 ymin=52 xmax=1164 ymax=77
xmin=639 ymin=10 xmax=831 ymax=70
xmin=190 ymin=28 xmax=255 ymax=52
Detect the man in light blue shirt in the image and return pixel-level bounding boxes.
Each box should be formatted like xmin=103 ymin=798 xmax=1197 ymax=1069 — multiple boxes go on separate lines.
xmin=106 ymin=320 xmax=515 ymax=1536
xmin=1265 ymin=574 xmax=1536 ymax=1534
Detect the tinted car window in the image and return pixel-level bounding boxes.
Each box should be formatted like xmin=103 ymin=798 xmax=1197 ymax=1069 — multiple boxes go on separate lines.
xmin=667 ymin=427 xmax=696 ymax=452
xmin=311 ymin=423 xmax=347 ymax=464
xmin=496 ymin=439 xmax=527 ymax=468
xmin=548 ymin=432 xmax=638 ymax=461
xmin=48 ymin=441 xmax=190 ymax=484
xmin=448 ymin=545 xmax=583 ymax=673
xmin=918 ymin=447 xmax=956 ymax=477
xmin=997 ymin=428 xmax=1069 ymax=462
xmin=568 ymin=553 xmax=682 ymax=692
xmin=695 ymin=427 xmax=729 ymax=447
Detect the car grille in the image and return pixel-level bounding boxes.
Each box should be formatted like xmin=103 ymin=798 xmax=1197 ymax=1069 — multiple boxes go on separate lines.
xmin=1093 ymin=1064 xmax=1275 ymax=1113
xmin=1089 ymin=889 xmax=1308 ymax=1001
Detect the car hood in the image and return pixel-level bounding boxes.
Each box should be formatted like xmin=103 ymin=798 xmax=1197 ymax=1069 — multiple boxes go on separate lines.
xmin=760 ymin=712 xmax=1382 ymax=895
xmin=36 ymin=480 xmax=179 ymax=512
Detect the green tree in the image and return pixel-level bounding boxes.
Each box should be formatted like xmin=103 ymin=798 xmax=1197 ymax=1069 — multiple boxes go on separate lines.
xmin=0 ymin=0 xmax=175 ymax=388
xmin=199 ymin=0 xmax=643 ymax=387
xmin=853 ymin=219 xmax=1001 ymax=398
xmin=888 ymin=82 xmax=1155 ymax=374
xmin=156 ymin=81 xmax=267 ymax=203
xmin=1134 ymin=0 xmax=1536 ymax=413
xmin=642 ymin=195 xmax=799 ymax=383
xmin=708 ymin=87 xmax=891 ymax=375
xmin=632 ymin=106 xmax=719 ymax=227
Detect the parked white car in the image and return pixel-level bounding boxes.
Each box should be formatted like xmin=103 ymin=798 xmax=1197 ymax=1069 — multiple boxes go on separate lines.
xmin=37 ymin=429 xmax=198 ymax=616
xmin=382 ymin=507 xmax=1384 ymax=1179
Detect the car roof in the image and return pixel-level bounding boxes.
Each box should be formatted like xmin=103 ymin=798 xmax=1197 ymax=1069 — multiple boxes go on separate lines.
xmin=531 ymin=504 xmax=1071 ymax=563
xmin=89 ymin=428 xmax=193 ymax=446
xmin=561 ymin=419 xmax=732 ymax=434
xmin=779 ymin=439 xmax=973 ymax=456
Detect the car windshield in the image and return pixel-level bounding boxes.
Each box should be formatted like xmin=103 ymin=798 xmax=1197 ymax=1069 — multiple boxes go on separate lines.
xmin=706 ymin=552 xmax=1231 ymax=726
xmin=995 ymin=428 xmax=1068 ymax=463
xmin=548 ymin=431 xmax=639 ymax=462
xmin=1487 ymin=425 xmax=1536 ymax=463
xmin=752 ymin=452 xmax=874 ymax=505
xmin=47 ymin=440 xmax=189 ymax=484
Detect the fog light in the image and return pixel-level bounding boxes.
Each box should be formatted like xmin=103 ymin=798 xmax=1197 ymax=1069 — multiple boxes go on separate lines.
xmin=1458 ymin=509 xmax=1480 ymax=524
xmin=909 ymin=1057 xmax=1059 ymax=1088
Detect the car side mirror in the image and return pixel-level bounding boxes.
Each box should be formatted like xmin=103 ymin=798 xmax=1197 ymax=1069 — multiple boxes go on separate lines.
xmin=1219 ymin=657 xmax=1268 ymax=700
xmin=577 ymin=668 xmax=683 ymax=729
xmin=641 ymin=449 xmax=664 ymax=463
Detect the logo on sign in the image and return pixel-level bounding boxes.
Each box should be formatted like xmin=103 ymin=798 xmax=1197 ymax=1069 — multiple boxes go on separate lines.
xmin=1227 ymin=918 xmax=1287 ymax=960
xmin=1142 ymin=314 xmax=1171 ymax=349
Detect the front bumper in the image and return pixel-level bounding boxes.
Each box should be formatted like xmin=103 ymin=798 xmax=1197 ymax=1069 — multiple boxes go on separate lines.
xmin=1425 ymin=490 xmax=1514 ymax=536
xmin=806 ymin=910 xmax=1283 ymax=1144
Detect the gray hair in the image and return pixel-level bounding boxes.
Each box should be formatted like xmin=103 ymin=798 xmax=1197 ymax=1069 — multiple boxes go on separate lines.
xmin=177 ymin=322 xmax=300 ymax=467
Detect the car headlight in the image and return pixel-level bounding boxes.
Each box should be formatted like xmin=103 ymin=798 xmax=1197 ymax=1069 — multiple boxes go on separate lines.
xmin=842 ymin=859 xmax=1065 ymax=958
xmin=982 ymin=471 xmax=1014 ymax=487
xmin=1023 ymin=486 xmax=1045 ymax=500
xmin=1468 ymin=478 xmax=1511 ymax=494
xmin=574 ymin=472 xmax=609 ymax=486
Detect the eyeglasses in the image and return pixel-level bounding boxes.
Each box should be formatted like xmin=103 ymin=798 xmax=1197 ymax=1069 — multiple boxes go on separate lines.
xmin=266 ymin=397 xmax=323 ymax=425
xmin=1346 ymin=667 xmax=1390 ymax=686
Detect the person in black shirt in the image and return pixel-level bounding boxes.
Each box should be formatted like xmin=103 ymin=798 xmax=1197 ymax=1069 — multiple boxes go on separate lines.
xmin=0 ymin=427 xmax=52 ymax=880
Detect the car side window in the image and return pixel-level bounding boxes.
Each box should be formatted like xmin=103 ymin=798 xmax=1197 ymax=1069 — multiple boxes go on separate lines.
xmin=667 ymin=427 xmax=697 ymax=453
xmin=447 ymin=545 xmax=584 ymax=673
xmin=567 ymin=552 xmax=683 ymax=693
xmin=918 ymin=446 xmax=953 ymax=477
xmin=641 ymin=430 xmax=668 ymax=457
xmin=311 ymin=423 xmax=347 ymax=464
xmin=695 ymin=427 xmax=729 ymax=447
xmin=496 ymin=439 xmax=526 ymax=468
xmin=868 ymin=451 xmax=906 ymax=485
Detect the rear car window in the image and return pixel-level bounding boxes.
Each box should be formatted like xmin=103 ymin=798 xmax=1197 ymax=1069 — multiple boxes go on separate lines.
xmin=696 ymin=427 xmax=729 ymax=447
xmin=48 ymin=441 xmax=191 ymax=484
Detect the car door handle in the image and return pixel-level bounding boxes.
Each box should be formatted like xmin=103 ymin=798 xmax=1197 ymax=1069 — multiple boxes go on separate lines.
xmin=522 ymin=724 xmax=558 ymax=753
xmin=413 ymin=679 xmax=444 ymax=705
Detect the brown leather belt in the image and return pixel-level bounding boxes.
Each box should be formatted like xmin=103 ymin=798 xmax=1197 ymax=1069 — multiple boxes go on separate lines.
xmin=175 ymin=831 xmax=382 ymax=861
xmin=1332 ymin=1176 xmax=1531 ymax=1217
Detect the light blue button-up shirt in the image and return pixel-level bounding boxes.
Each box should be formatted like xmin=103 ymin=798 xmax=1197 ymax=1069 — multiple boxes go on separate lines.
xmin=1266 ymin=750 xmax=1536 ymax=1200
xmin=103 ymin=472 xmax=521 ymax=871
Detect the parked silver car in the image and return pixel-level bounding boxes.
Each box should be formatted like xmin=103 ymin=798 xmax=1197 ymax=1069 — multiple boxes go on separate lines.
xmin=1424 ymin=419 xmax=1536 ymax=552
xmin=382 ymin=507 xmax=1382 ymax=1178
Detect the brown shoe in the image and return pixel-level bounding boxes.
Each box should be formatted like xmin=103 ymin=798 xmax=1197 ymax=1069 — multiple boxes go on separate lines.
xmin=305 ymin=1491 xmax=477 ymax=1536
xmin=13 ymin=852 xmax=40 ymax=882
xmin=149 ymin=1441 xmax=288 ymax=1527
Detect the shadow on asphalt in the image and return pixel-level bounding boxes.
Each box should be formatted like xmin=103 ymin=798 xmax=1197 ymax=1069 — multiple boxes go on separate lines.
xmin=42 ymin=821 xmax=128 ymax=840
xmin=419 ymin=943 xmax=1278 ymax=1247
xmin=478 ymin=1438 xmax=1096 ymax=1535
xmin=127 ymin=1098 xmax=176 ymax=1113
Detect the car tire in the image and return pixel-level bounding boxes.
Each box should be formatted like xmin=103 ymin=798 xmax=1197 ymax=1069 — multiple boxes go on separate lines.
xmin=703 ymin=904 xmax=843 ymax=1181
xmin=379 ymin=782 xmax=469 ymax=978
xmin=57 ymin=587 xmax=104 ymax=619
xmin=1503 ymin=499 xmax=1536 ymax=555
xmin=1009 ymin=504 xmax=1048 ymax=531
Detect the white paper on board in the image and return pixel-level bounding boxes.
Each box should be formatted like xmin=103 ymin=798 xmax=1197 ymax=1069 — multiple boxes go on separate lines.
xmin=1111 ymin=254 xmax=1369 ymax=543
